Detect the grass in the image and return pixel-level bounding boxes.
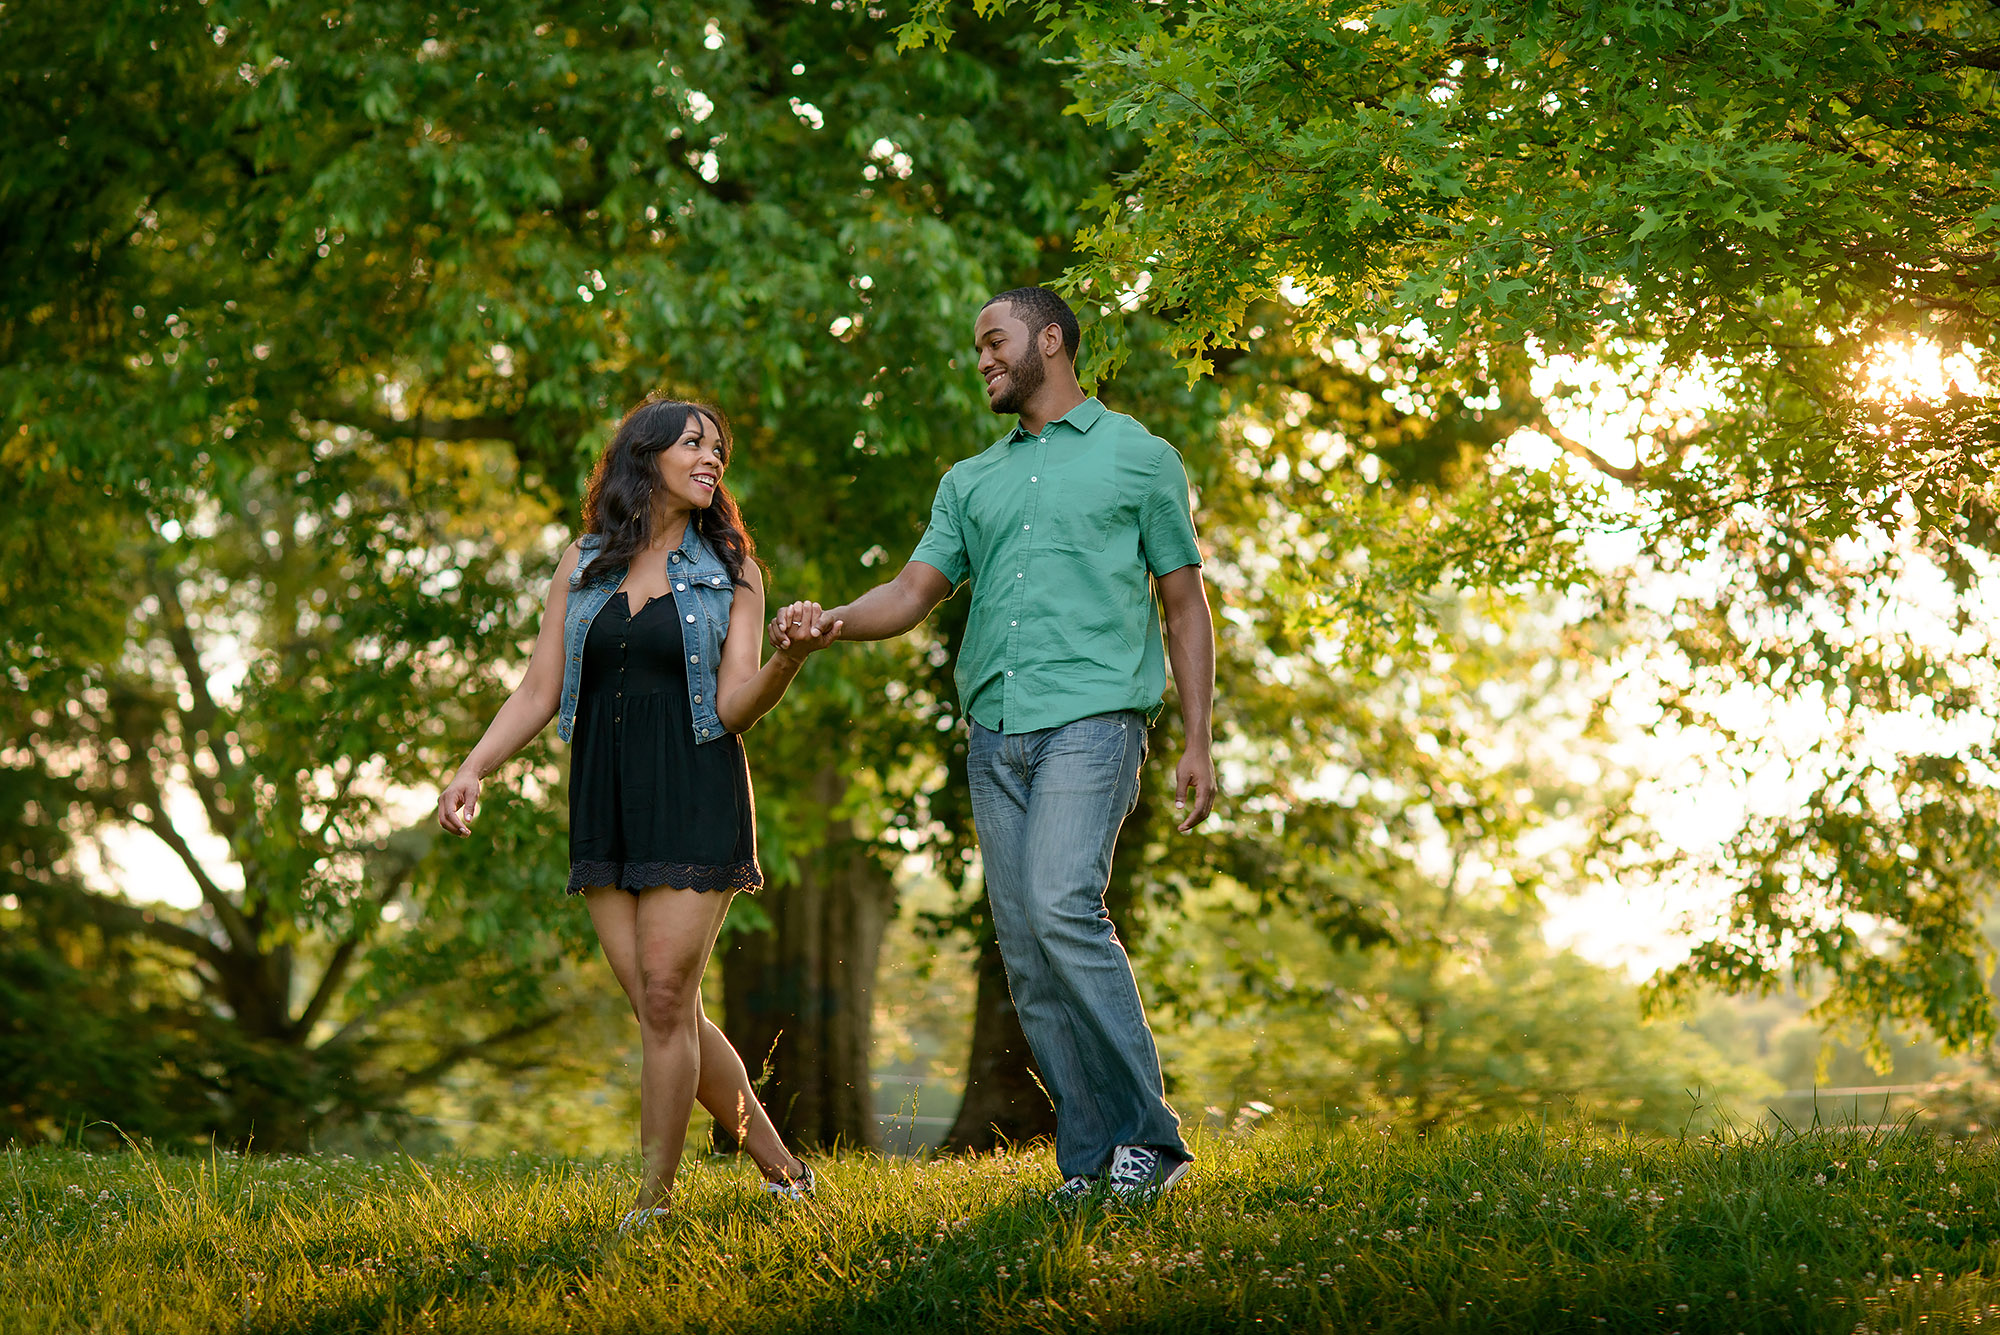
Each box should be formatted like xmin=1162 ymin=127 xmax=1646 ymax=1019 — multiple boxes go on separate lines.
xmin=5 ymin=1117 xmax=2000 ymax=1333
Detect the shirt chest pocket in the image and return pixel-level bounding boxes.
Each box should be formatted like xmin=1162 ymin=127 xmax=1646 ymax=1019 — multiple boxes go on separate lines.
xmin=1042 ymin=473 xmax=1123 ymax=553
xmin=676 ymin=572 xmax=735 ymax=632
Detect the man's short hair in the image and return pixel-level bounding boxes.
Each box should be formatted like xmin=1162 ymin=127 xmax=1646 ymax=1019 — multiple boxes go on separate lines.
xmin=984 ymin=286 xmax=1080 ymax=361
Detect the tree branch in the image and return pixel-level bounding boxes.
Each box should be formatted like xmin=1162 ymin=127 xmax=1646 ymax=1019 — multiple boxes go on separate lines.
xmin=133 ymin=807 xmax=258 ymax=958
xmin=1533 ymin=412 xmax=1649 ymax=485
xmin=146 ymin=560 xmax=242 ymax=841
xmin=382 ymin=1008 xmax=576 ymax=1097
xmin=35 ymin=754 xmax=258 ymax=965
xmin=293 ymin=824 xmax=437 ymax=1039
xmin=15 ymin=877 xmax=230 ymax=973
xmin=321 ymin=984 xmax=435 ymax=1051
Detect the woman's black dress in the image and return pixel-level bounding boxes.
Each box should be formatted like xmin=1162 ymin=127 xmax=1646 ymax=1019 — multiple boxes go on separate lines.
xmin=567 ymin=591 xmax=762 ymax=894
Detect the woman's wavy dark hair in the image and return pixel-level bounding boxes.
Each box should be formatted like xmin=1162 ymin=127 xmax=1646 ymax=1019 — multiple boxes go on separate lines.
xmin=580 ymin=398 xmax=757 ymax=588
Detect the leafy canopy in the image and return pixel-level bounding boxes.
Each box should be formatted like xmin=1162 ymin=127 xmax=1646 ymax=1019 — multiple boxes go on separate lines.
xmin=906 ymin=0 xmax=2000 ymax=1054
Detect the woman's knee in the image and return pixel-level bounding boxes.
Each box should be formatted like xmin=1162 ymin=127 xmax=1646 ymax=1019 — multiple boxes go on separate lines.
xmin=636 ymin=968 xmax=702 ymax=1035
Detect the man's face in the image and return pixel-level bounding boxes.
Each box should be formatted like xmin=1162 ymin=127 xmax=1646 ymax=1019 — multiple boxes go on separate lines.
xmin=974 ymin=302 xmax=1048 ymax=415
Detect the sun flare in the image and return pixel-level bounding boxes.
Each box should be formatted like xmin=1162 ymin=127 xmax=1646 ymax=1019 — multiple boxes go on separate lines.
xmin=1857 ymin=337 xmax=1984 ymax=404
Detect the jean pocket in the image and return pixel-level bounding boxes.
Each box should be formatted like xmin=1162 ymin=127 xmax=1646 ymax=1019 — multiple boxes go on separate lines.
xmin=1060 ymin=711 xmax=1134 ymax=744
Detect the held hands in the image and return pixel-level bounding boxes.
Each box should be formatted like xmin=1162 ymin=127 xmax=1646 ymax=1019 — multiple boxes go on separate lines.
xmin=768 ymin=600 xmax=844 ymax=662
xmin=437 ymin=770 xmax=481 ymax=837
xmin=1173 ymin=743 xmax=1216 ymax=833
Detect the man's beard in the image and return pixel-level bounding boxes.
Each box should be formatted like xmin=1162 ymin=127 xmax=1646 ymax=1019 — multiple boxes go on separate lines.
xmin=990 ymin=352 xmax=1046 ymax=415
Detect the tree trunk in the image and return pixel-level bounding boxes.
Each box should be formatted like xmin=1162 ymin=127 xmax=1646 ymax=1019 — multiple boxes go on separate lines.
xmin=940 ymin=928 xmax=1056 ymax=1152
xmin=718 ymin=767 xmax=896 ymax=1151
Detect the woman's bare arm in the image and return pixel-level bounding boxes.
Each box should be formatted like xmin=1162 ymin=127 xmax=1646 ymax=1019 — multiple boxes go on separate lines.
xmin=437 ymin=542 xmax=580 ymax=835
xmin=715 ymin=564 xmax=840 ymax=734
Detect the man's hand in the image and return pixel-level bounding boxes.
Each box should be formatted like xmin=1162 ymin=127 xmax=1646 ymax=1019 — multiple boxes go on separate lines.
xmin=769 ymin=600 xmax=843 ymax=660
xmin=1173 ymin=744 xmax=1216 ymax=832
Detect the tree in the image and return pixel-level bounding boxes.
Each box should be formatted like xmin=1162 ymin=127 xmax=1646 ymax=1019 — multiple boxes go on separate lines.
xmin=0 ymin=0 xmax=1150 ymax=1146
xmin=904 ymin=0 xmax=2000 ymax=1055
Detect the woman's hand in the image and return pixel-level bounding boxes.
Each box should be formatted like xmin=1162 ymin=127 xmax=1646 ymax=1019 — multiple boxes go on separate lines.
xmin=437 ymin=769 xmax=482 ymax=836
xmin=768 ymin=601 xmax=843 ymax=661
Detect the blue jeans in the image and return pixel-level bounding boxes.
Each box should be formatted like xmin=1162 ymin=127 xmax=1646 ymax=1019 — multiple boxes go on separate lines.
xmin=967 ymin=711 xmax=1190 ymax=1179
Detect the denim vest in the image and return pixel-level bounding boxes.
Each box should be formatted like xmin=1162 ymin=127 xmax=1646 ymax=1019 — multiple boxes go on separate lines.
xmin=556 ymin=527 xmax=736 ymax=745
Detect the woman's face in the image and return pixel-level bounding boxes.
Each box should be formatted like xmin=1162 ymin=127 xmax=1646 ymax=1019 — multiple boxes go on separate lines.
xmin=653 ymin=412 xmax=726 ymax=511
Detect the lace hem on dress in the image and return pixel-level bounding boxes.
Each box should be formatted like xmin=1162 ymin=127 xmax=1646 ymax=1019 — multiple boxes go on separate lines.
xmin=566 ymin=858 xmax=763 ymax=895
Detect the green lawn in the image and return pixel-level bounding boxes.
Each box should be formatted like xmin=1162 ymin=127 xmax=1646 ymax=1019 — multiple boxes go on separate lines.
xmin=5 ymin=1118 xmax=2000 ymax=1333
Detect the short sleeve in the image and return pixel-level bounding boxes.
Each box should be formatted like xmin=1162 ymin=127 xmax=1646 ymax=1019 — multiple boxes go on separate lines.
xmin=1139 ymin=448 xmax=1202 ymax=577
xmin=909 ymin=470 xmax=971 ymax=586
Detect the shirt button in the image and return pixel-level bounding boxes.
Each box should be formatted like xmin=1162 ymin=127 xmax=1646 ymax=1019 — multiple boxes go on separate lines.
xmin=686 ymin=614 xmax=695 ymax=623
xmin=676 ymin=582 xmax=685 ymax=590
xmin=670 ymin=554 xmax=680 ymax=563
xmin=1006 ymin=670 xmax=1014 ymax=677
xmin=1016 ymin=572 xmax=1023 ymax=579
xmin=694 ymin=694 xmax=702 ymax=703
xmin=1030 ymin=476 xmax=1038 ymax=482
xmin=1022 ymin=523 xmax=1030 ymax=531
xmin=689 ymin=654 xmax=699 ymax=663
xmin=1011 ymin=620 xmax=1018 ymax=626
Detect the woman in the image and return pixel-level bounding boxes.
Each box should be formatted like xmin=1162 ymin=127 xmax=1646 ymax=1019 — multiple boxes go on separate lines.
xmin=436 ymin=397 xmax=840 ymax=1231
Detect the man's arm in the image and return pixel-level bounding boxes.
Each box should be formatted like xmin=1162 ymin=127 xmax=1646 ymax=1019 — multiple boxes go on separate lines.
xmin=1156 ymin=563 xmax=1216 ymax=832
xmin=771 ymin=560 xmax=954 ymax=648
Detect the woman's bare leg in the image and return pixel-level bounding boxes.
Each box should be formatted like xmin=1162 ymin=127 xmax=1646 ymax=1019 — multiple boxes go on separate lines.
xmin=585 ymin=884 xmax=728 ymax=1210
xmin=586 ymin=888 xmax=803 ymax=1203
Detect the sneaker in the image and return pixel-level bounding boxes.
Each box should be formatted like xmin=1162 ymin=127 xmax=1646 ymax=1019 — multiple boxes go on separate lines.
xmin=1046 ymin=1173 xmax=1098 ymax=1207
xmin=617 ymin=1205 xmax=673 ymax=1234
xmin=760 ymin=1159 xmax=815 ymax=1202
xmin=1105 ymin=1145 xmax=1191 ymax=1204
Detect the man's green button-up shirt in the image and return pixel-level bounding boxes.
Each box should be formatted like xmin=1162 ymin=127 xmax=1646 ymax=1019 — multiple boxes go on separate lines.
xmin=909 ymin=396 xmax=1203 ymax=734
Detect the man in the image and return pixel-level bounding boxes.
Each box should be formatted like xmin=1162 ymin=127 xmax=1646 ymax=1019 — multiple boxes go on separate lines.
xmin=771 ymin=286 xmax=1216 ymax=1202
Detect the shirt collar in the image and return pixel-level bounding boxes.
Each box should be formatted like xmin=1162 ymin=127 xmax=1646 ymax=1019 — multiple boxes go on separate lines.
xmin=1005 ymin=395 xmax=1107 ymax=444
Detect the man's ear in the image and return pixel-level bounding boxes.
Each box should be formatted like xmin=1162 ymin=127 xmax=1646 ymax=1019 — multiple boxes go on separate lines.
xmin=1041 ymin=323 xmax=1064 ymax=360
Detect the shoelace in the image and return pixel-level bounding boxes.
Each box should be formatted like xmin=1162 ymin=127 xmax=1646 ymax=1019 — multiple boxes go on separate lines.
xmin=1109 ymin=1148 xmax=1160 ymax=1188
